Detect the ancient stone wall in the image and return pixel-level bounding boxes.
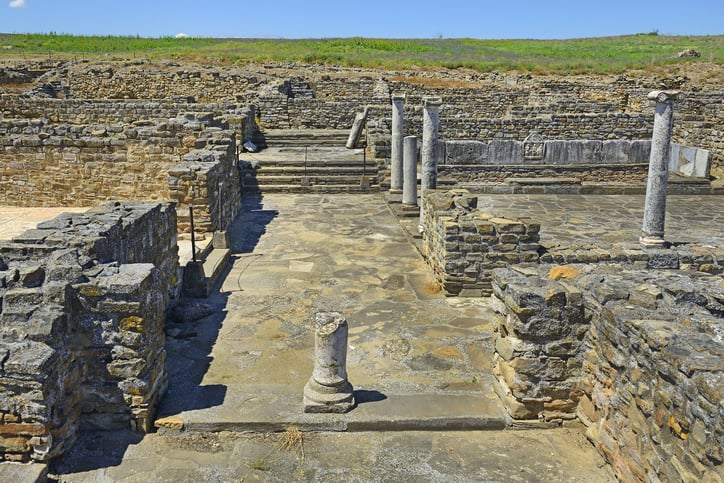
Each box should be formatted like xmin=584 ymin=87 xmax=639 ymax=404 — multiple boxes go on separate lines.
xmin=0 ymin=114 xmax=242 ymax=233
xmin=62 ymin=63 xmax=254 ymax=103
xmin=0 ymin=96 xmax=258 ymax=147
xmin=5 ymin=60 xmax=720 ymax=174
xmin=0 ymin=202 xmax=177 ymax=462
xmin=489 ymin=265 xmax=724 ymax=482
xmin=168 ymin=128 xmax=241 ymax=233
xmin=421 ymin=190 xmax=540 ymax=296
xmin=489 ymin=267 xmax=588 ymax=422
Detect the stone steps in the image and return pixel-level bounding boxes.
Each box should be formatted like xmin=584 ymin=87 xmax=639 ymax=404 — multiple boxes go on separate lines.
xmin=242 ymin=174 xmax=378 ymax=186
xmin=239 ymin=145 xmax=379 ymax=193
xmin=241 ymin=183 xmax=379 ymax=194
xmin=252 ymin=129 xmax=350 ymax=148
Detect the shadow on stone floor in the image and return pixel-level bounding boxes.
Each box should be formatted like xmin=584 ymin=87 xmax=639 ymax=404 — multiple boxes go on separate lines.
xmin=49 ymin=429 xmax=144 ymax=476
xmin=157 ymin=290 xmax=231 ymax=417
xmin=231 ymin=192 xmax=279 ymax=254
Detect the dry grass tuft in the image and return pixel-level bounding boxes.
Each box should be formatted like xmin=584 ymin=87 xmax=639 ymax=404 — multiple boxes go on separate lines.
xmin=279 ymin=425 xmax=304 ymax=460
xmin=424 ymin=280 xmax=443 ymax=295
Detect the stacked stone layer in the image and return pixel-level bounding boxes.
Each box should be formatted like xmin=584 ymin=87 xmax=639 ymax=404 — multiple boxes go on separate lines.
xmin=0 ymin=202 xmax=178 ymax=462
xmin=489 ymin=264 xmax=723 ymax=482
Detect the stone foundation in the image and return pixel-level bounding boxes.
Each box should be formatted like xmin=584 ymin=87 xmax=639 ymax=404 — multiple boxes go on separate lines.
xmin=421 ymin=189 xmax=540 ymax=296
xmin=0 ymin=202 xmax=177 ymax=462
xmin=490 ymin=264 xmax=723 ymax=482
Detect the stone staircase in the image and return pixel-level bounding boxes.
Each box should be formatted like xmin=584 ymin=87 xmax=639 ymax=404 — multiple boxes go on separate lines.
xmin=241 ymin=129 xmax=380 ymax=193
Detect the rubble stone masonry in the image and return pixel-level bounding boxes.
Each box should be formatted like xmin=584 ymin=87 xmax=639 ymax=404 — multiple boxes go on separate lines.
xmin=489 ymin=265 xmax=723 ymax=482
xmin=0 ymin=202 xmax=178 ymax=462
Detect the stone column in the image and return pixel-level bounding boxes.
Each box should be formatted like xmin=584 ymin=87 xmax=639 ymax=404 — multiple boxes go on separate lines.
xmin=421 ymin=96 xmax=442 ymax=191
xmin=390 ymin=94 xmax=406 ymax=193
xmin=402 ymin=135 xmax=418 ymax=206
xmin=303 ymin=312 xmax=355 ymax=413
xmin=640 ymin=90 xmax=681 ymax=247
xmin=420 ymin=97 xmax=442 ymax=232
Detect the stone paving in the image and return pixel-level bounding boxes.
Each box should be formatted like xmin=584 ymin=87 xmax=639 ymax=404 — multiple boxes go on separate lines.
xmin=473 ymin=194 xmax=724 ymax=248
xmin=158 ymin=193 xmax=508 ymax=433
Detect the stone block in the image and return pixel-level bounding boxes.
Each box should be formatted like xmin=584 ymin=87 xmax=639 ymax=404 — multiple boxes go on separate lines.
xmin=444 ymin=140 xmax=488 ymax=165
xmin=489 ymin=140 xmax=523 ymax=165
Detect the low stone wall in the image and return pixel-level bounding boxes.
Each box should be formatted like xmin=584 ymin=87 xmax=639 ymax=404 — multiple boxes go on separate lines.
xmin=489 ymin=265 xmax=724 ymax=482
xmin=442 ymin=139 xmax=711 ymax=179
xmin=489 ymin=267 xmax=588 ymax=422
xmin=421 ymin=190 xmax=540 ymax=296
xmin=421 ymin=191 xmax=722 ymax=293
xmin=0 ymin=202 xmax=177 ymax=462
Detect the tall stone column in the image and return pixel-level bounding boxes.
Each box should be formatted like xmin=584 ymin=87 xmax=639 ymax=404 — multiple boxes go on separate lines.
xmin=402 ymin=135 xmax=418 ymax=206
xmin=420 ymin=97 xmax=442 ymax=232
xmin=421 ymin=96 xmax=442 ymax=191
xmin=640 ymin=90 xmax=681 ymax=247
xmin=303 ymin=312 xmax=355 ymax=413
xmin=390 ymin=93 xmax=406 ymax=193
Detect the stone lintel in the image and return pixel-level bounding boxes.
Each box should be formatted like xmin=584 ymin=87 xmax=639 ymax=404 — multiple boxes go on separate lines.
xmin=647 ymin=90 xmax=682 ymax=103
xmin=391 ymin=93 xmax=406 ymax=101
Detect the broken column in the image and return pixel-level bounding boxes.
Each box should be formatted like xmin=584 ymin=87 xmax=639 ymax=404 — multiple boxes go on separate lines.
xmin=390 ymin=93 xmax=406 ymax=193
xmin=420 ymin=97 xmax=442 ymax=231
xmin=303 ymin=312 xmax=355 ymax=413
xmin=640 ymin=90 xmax=681 ymax=247
xmin=402 ymin=135 xmax=418 ymax=206
xmin=346 ymin=106 xmax=369 ymax=149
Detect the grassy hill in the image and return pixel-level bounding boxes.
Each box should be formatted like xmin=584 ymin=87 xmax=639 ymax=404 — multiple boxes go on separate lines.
xmin=1 ymin=33 xmax=722 ymax=75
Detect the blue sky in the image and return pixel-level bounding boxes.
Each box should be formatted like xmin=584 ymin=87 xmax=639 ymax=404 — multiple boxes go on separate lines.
xmin=2 ymin=0 xmax=722 ymax=39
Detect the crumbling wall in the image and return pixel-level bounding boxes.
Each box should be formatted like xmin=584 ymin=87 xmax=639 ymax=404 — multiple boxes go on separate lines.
xmin=489 ymin=265 xmax=724 ymax=482
xmin=489 ymin=267 xmax=588 ymax=422
xmin=0 ymin=202 xmax=177 ymax=462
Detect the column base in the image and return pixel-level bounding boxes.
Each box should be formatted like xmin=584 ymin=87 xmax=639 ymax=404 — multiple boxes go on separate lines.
xmin=389 ymin=188 xmax=403 ymax=194
xmin=303 ymin=377 xmax=355 ymax=413
xmin=639 ymin=235 xmax=666 ymax=248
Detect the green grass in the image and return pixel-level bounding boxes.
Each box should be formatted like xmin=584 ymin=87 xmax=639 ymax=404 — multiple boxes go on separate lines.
xmin=1 ymin=33 xmax=722 ymax=74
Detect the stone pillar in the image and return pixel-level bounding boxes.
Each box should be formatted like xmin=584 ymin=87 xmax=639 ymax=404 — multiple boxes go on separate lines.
xmin=303 ymin=312 xmax=355 ymax=413
xmin=640 ymin=90 xmax=681 ymax=247
xmin=421 ymin=96 xmax=442 ymax=191
xmin=402 ymin=135 xmax=418 ymax=206
xmin=390 ymin=94 xmax=406 ymax=193
xmin=420 ymin=97 xmax=442 ymax=232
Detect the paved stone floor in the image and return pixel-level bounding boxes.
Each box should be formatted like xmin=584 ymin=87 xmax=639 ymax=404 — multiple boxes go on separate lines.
xmin=474 ymin=194 xmax=724 ymax=248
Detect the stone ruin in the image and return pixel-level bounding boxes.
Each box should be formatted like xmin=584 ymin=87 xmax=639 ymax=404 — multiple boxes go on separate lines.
xmin=0 ymin=58 xmax=722 ymax=481
xmin=0 ymin=202 xmax=178 ymax=460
